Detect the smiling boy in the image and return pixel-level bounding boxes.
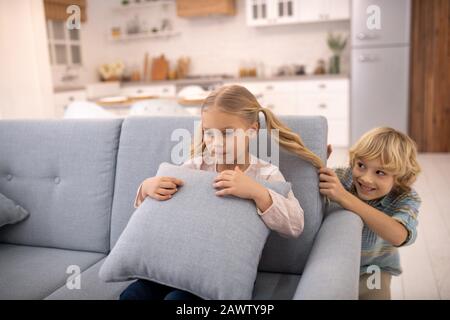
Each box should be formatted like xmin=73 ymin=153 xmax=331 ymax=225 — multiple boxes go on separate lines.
xmin=319 ymin=127 xmax=421 ymax=300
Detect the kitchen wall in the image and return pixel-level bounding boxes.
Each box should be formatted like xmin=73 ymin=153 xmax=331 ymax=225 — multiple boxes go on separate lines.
xmin=0 ymin=0 xmax=54 ymax=119
xmin=73 ymin=0 xmax=350 ymax=84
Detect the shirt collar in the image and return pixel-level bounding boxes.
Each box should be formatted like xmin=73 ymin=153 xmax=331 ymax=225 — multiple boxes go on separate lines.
xmin=213 ymin=153 xmax=257 ymax=174
xmin=366 ymin=190 xmax=398 ymax=208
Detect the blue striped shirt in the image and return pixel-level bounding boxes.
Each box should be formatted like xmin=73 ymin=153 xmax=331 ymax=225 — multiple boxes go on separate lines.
xmin=334 ymin=167 xmax=421 ymax=276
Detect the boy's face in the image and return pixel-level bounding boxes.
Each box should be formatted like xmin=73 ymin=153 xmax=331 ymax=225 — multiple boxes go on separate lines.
xmin=351 ymin=158 xmax=395 ymax=201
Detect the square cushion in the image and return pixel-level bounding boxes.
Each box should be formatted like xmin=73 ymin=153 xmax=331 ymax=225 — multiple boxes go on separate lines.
xmin=99 ymin=162 xmax=291 ymax=300
xmin=0 ymin=244 xmax=104 ymax=299
xmin=45 ymin=257 xmax=132 ymax=300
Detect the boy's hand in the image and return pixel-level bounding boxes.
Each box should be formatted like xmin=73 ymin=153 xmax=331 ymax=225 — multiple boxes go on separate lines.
xmin=143 ymin=176 xmax=184 ymax=201
xmin=319 ymin=167 xmax=350 ymax=206
xmin=327 ymin=144 xmax=333 ymax=159
xmin=213 ymin=166 xmax=264 ymax=200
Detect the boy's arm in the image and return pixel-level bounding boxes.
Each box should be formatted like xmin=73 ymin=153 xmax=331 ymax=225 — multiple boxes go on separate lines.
xmin=319 ymin=168 xmax=408 ymax=247
xmin=338 ymin=192 xmax=408 ymax=246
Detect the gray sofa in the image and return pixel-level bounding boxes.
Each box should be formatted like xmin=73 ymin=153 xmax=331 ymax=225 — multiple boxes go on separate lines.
xmin=0 ymin=116 xmax=363 ymax=300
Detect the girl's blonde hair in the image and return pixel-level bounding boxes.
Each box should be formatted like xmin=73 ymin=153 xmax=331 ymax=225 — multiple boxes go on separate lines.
xmin=349 ymin=127 xmax=421 ymax=192
xmin=190 ymin=85 xmax=323 ymax=168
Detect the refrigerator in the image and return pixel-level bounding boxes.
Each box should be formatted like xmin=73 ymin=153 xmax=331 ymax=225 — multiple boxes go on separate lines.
xmin=350 ymin=0 xmax=411 ymax=144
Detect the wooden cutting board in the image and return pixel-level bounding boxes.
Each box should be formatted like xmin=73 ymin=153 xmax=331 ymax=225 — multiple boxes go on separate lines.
xmin=151 ymin=55 xmax=169 ymax=81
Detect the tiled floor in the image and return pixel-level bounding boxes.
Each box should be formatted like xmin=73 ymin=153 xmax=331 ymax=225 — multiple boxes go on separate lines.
xmin=327 ymin=148 xmax=450 ymax=300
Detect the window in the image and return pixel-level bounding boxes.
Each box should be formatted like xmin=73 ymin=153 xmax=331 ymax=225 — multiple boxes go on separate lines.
xmin=47 ymin=20 xmax=82 ymax=66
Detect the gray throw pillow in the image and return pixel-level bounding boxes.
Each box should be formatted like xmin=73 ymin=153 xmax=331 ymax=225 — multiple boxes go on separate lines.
xmin=0 ymin=192 xmax=29 ymax=228
xmin=99 ymin=162 xmax=292 ymax=300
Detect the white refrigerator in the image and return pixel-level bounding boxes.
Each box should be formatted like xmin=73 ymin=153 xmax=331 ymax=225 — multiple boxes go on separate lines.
xmin=350 ymin=0 xmax=411 ymax=144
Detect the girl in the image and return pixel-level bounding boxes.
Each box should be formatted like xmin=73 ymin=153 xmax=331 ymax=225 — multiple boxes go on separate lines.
xmin=120 ymin=85 xmax=323 ymax=300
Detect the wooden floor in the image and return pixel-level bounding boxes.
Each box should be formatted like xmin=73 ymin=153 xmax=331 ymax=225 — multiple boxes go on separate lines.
xmin=327 ymin=149 xmax=450 ymax=300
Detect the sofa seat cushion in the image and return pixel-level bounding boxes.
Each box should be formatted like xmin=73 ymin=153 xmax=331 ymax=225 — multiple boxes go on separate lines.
xmin=45 ymin=257 xmax=132 ymax=300
xmin=0 ymin=244 xmax=104 ymax=299
xmin=46 ymin=264 xmax=300 ymax=300
xmin=252 ymin=272 xmax=301 ymax=300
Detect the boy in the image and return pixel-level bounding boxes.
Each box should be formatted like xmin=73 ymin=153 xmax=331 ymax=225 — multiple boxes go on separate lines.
xmin=319 ymin=127 xmax=421 ymax=300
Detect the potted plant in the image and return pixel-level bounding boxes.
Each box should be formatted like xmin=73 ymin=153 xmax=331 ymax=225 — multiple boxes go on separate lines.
xmin=327 ymin=33 xmax=347 ymax=74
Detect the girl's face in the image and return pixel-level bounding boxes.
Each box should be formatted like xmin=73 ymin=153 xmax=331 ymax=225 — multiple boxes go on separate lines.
xmin=201 ymin=108 xmax=258 ymax=164
xmin=351 ymin=158 xmax=395 ymax=201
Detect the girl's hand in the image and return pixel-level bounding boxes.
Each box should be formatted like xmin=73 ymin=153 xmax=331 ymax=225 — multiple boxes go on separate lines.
xmin=319 ymin=167 xmax=351 ymax=206
xmin=142 ymin=176 xmax=184 ymax=201
xmin=213 ymin=166 xmax=264 ymax=200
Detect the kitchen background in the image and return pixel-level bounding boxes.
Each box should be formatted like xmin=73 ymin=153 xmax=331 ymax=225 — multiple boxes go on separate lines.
xmin=1 ymin=0 xmax=449 ymax=300
xmin=49 ymin=0 xmax=353 ymax=150
xmin=61 ymin=0 xmax=351 ymax=85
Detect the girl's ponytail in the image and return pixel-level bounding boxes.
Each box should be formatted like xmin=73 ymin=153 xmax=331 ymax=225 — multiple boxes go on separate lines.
xmin=190 ymin=122 xmax=205 ymax=158
xmin=259 ymin=107 xmax=324 ymax=169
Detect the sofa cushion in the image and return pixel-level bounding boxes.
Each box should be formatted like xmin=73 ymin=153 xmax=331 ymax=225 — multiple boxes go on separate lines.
xmin=110 ymin=116 xmax=327 ymax=275
xmin=100 ymin=162 xmax=291 ymax=300
xmin=0 ymin=192 xmax=29 ymax=228
xmin=252 ymin=272 xmax=301 ymax=300
xmin=257 ymin=116 xmax=327 ymax=274
xmin=0 ymin=244 xmax=104 ymax=299
xmin=47 ymin=260 xmax=299 ymax=300
xmin=110 ymin=117 xmax=201 ymax=249
xmin=45 ymin=257 xmax=132 ymax=300
xmin=0 ymin=119 xmax=123 ymax=253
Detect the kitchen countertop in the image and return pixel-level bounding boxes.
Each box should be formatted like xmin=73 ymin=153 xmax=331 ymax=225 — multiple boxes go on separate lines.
xmin=54 ymin=85 xmax=86 ymax=93
xmin=228 ymin=74 xmax=349 ymax=82
xmin=54 ymin=74 xmax=349 ymax=93
xmin=122 ymin=73 xmax=349 ymax=87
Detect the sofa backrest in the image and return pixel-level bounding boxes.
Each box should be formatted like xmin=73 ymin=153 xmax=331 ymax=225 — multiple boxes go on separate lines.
xmin=110 ymin=115 xmax=327 ymax=274
xmin=0 ymin=119 xmax=122 ymax=253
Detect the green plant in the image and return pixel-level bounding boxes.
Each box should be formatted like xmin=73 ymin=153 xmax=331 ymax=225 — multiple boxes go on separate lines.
xmin=327 ymin=33 xmax=347 ymax=55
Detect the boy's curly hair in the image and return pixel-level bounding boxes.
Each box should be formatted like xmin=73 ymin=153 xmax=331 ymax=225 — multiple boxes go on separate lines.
xmin=349 ymin=127 xmax=421 ymax=193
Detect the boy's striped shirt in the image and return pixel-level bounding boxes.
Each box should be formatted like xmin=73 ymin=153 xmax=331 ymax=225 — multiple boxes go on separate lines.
xmin=334 ymin=167 xmax=421 ymax=276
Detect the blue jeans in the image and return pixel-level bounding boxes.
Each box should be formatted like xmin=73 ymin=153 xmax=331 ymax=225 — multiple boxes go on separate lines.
xmin=119 ymin=279 xmax=202 ymax=300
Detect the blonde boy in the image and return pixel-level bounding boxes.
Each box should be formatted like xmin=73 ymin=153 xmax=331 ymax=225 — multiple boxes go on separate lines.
xmin=319 ymin=127 xmax=421 ymax=300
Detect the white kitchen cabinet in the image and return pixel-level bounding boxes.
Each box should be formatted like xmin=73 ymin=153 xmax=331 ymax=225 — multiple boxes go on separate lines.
xmin=298 ymin=0 xmax=349 ymax=23
xmin=54 ymin=90 xmax=87 ymax=118
xmin=232 ymin=78 xmax=349 ymax=146
xmin=296 ymin=79 xmax=349 ymax=118
xmin=120 ymin=84 xmax=176 ymax=98
xmin=246 ymin=0 xmax=349 ymax=26
xmin=296 ymin=79 xmax=349 ymax=146
xmin=232 ymin=81 xmax=298 ymax=115
xmin=246 ymin=0 xmax=301 ymax=26
xmin=328 ymin=0 xmax=351 ymax=21
xmin=259 ymin=82 xmax=299 ymax=115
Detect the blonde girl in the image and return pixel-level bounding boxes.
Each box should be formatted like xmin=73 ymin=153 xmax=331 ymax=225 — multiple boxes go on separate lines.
xmin=122 ymin=85 xmax=323 ymax=300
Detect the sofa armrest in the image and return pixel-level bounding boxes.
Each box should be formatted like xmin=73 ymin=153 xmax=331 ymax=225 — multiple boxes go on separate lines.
xmin=293 ymin=208 xmax=363 ymax=300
